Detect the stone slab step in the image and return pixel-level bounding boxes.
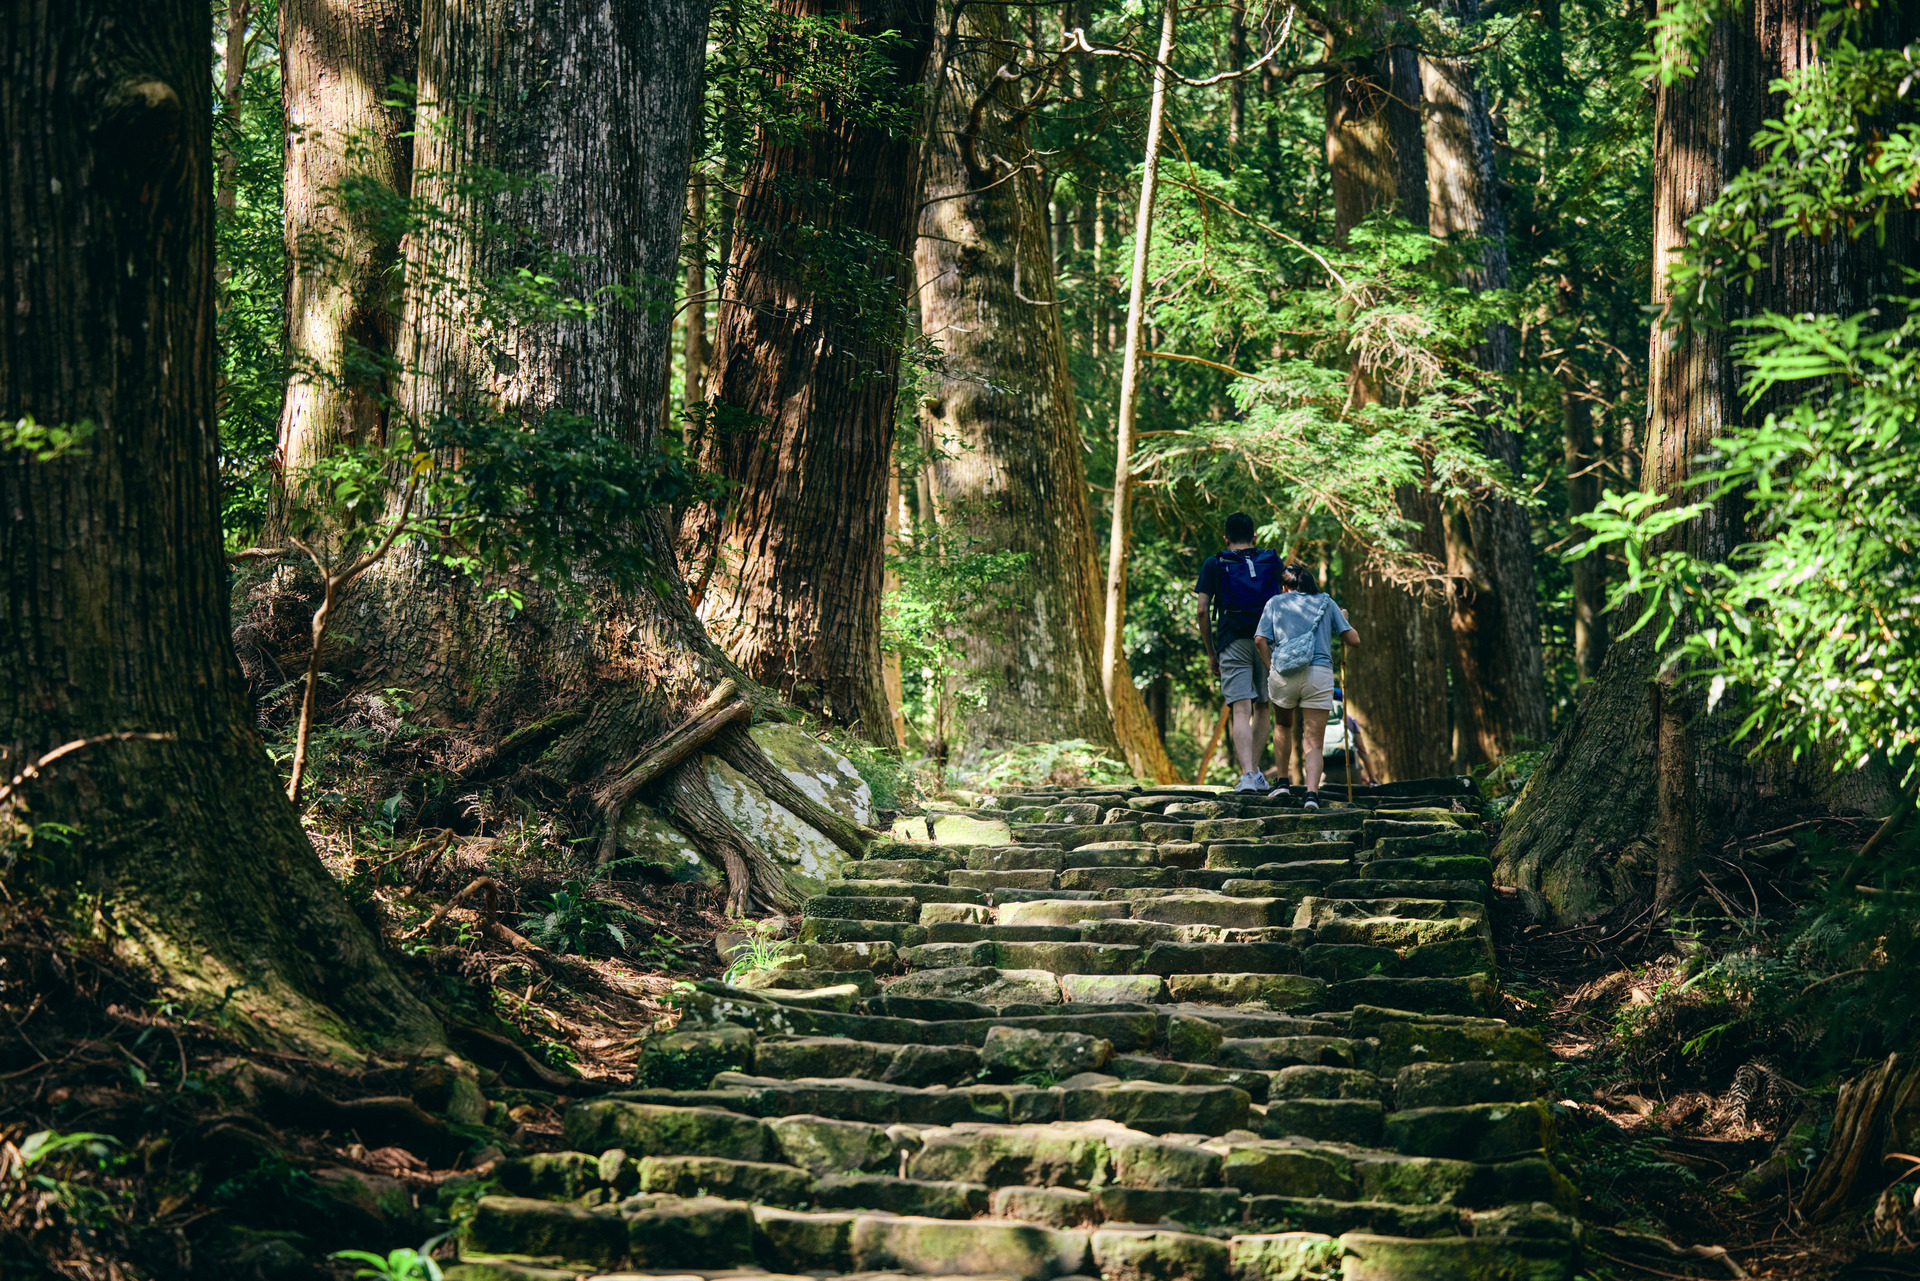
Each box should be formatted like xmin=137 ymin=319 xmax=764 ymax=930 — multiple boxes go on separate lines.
xmin=1359 ymin=854 xmax=1494 ymax=881
xmin=1137 ymin=941 xmax=1303 ymax=975
xmin=678 ymin=988 xmax=1161 ymax=1050
xmin=1217 ymin=1036 xmax=1371 ymax=1073
xmin=998 ymin=898 xmax=1130 ymax=924
xmin=925 ymin=921 xmax=1081 ymax=944
xmin=823 ymin=880 xmax=988 ymax=903
xmin=1393 ymin=1060 xmax=1548 ymax=1110
xmin=1206 ymin=842 xmax=1358 ymax=866
xmin=1104 ymin=1053 xmax=1274 ymax=1103
xmin=1325 ymin=975 xmax=1497 ymax=1018
xmin=1341 ymin=1231 xmax=1575 ymax=1281
xmin=1217 ymin=1140 xmax=1576 ymax=1210
xmin=1324 ymin=878 xmax=1489 ymax=904
xmin=1131 ymin=894 xmax=1294 ymax=929
xmin=1010 ymin=822 xmax=1140 ymax=848
xmin=849 ymin=857 xmax=956 ymax=882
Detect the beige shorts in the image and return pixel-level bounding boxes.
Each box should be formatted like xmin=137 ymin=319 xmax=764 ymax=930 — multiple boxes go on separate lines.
xmin=1267 ymin=663 xmax=1336 ymax=710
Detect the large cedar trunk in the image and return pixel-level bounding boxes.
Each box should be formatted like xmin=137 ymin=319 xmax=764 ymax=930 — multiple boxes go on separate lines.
xmin=268 ymin=0 xmax=418 ymax=542
xmin=337 ymin=0 xmax=804 ymax=912
xmin=1421 ymin=0 xmax=1549 ymax=767
xmin=1496 ymin=0 xmax=1907 ymax=919
xmin=685 ymin=0 xmax=937 ymax=743
xmin=1326 ymin=32 xmax=1451 ymax=783
xmin=913 ymin=2 xmax=1124 ymax=762
xmin=0 ymin=0 xmax=441 ymax=1055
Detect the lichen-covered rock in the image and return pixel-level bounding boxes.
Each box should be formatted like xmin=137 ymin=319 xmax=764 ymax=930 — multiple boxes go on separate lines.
xmin=980 ymin=1026 xmax=1113 ymax=1081
xmin=1094 ymin=1228 xmax=1232 ymax=1281
xmin=849 ymin=1213 xmax=1092 ymax=1280
xmin=1061 ymin=973 xmax=1169 ymax=1004
xmin=887 ymin=965 xmax=1062 ymax=1007
xmin=639 ymin=1024 xmax=753 ymax=1090
xmin=634 ymin=1155 xmax=810 ymax=1204
xmin=1227 ymin=1231 xmax=1341 ymax=1281
xmin=492 ymin=1151 xmax=601 ymax=1201
xmin=767 ymin=1113 xmax=897 ymax=1176
xmin=462 ymin=1195 xmax=624 ymax=1268
xmin=748 ymin=722 xmax=874 ymax=824
xmin=992 ymin=1184 xmax=1100 ymax=1227
xmin=1166 ymin=1014 xmax=1225 ymax=1064
xmin=704 ymin=755 xmax=853 ymax=903
xmin=616 ymin=1193 xmax=755 ymax=1268
xmin=612 ymin=800 xmax=723 ymax=885
xmin=562 ymin=1101 xmax=769 ymax=1162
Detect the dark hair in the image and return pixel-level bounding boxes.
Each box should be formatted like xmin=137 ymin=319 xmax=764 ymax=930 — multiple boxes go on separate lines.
xmin=1282 ymin=562 xmax=1319 ymax=594
xmin=1223 ymin=512 xmax=1257 ymax=543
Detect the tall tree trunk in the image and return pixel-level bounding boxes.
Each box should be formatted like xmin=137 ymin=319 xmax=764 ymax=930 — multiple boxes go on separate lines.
xmin=215 ymin=0 xmax=252 ymax=220
xmin=684 ymin=0 xmax=937 ymax=743
xmin=1 ymin=0 xmax=441 ymax=1056
xmin=1325 ymin=17 xmax=1450 ymax=783
xmin=914 ymin=0 xmax=1124 ymax=763
xmin=1563 ymin=379 xmax=1606 ymax=682
xmin=267 ymin=0 xmax=418 ymax=544
xmin=1098 ymin=0 xmax=1183 ymax=784
xmin=348 ymin=0 xmax=822 ymax=913
xmin=684 ymin=169 xmax=709 ymax=412
xmin=1421 ymin=0 xmax=1549 ymax=767
xmin=1228 ymin=1 xmax=1247 ymax=156
xmin=1496 ymin=0 xmax=1903 ymax=920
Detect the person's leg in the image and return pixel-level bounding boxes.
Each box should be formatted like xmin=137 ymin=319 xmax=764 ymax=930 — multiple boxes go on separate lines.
xmin=1302 ymin=707 xmax=1331 ymax=793
xmin=1229 ymin=698 xmax=1255 ymax=774
xmin=1268 ymin=707 xmax=1292 ymax=784
xmin=1251 ymin=700 xmax=1271 ymax=775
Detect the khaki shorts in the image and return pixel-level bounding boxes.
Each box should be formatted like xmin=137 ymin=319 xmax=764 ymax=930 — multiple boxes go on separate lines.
xmin=1268 ymin=663 xmax=1336 ymax=710
xmin=1218 ymin=637 xmax=1268 ymax=705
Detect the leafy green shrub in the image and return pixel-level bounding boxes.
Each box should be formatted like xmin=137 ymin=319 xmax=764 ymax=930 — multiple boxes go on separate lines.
xmin=829 ymin=732 xmax=916 ymax=812
xmin=517 ymin=880 xmax=641 ymax=956
xmin=953 ymin=739 xmax=1137 ymax=792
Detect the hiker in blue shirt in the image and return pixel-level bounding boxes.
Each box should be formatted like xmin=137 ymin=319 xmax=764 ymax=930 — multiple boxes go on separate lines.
xmin=1193 ymin=513 xmax=1285 ymax=793
xmin=1254 ymin=563 xmax=1361 ymax=810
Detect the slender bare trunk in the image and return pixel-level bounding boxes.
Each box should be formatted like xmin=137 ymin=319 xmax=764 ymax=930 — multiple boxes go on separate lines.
xmin=1100 ymin=0 xmax=1176 ymax=706
xmin=684 ymin=170 xmax=709 ymax=410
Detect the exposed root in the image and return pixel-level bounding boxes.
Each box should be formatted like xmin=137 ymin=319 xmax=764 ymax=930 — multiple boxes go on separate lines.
xmin=659 ymin=761 xmax=793 ymax=917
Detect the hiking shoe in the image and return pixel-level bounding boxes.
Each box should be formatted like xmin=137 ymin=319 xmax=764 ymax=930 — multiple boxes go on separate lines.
xmin=1233 ymin=771 xmax=1265 ymax=793
xmin=1264 ymin=785 xmax=1292 ymax=800
xmin=1303 ymin=791 xmax=1320 ymax=810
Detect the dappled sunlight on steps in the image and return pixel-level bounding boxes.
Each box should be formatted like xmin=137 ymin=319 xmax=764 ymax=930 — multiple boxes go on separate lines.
xmin=443 ymin=778 xmax=1591 ymax=1281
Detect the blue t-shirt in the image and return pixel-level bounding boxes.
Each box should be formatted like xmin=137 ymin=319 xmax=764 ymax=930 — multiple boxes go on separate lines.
xmin=1256 ymin=592 xmax=1352 ymax=669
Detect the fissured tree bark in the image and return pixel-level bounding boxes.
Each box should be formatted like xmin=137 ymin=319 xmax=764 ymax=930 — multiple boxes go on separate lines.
xmin=1325 ymin=23 xmax=1453 ymax=783
xmin=0 ymin=0 xmax=441 ymax=1056
xmin=342 ymin=0 xmax=818 ymax=912
xmin=268 ymin=0 xmax=418 ymax=542
xmin=685 ymin=0 xmax=937 ymax=743
xmin=1421 ymin=0 xmax=1550 ymax=768
xmin=913 ymin=0 xmax=1126 ymax=763
xmin=1496 ymin=0 xmax=1911 ymax=919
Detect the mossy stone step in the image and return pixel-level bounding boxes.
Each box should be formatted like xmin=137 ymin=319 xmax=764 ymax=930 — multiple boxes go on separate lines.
xmin=1062 ymin=842 xmax=1161 ymax=868
xmin=1104 ymin=1052 xmax=1274 ymax=1102
xmin=1369 ymin=829 xmax=1492 ymax=859
xmin=1382 ymin=1099 xmax=1553 ymax=1161
xmin=1131 ymin=893 xmax=1295 ymax=929
xmin=462 ymin=1192 xmax=752 ymax=1271
xmin=801 ymin=894 xmax=918 ymax=922
xmin=733 ymin=967 xmax=880 ymax=996
xmin=798 ymin=917 xmax=927 ymax=948
xmin=1326 ymin=975 xmax=1497 ymax=1018
xmin=808 ymin=1171 xmax=988 ymax=1218
xmin=966 ymin=844 xmax=1065 ymax=872
xmin=1260 ymin=1096 xmax=1386 ymax=1145
xmin=1221 ymin=1141 xmax=1575 ymax=1210
xmin=925 ymin=920 xmax=1081 ymax=944
xmin=1326 ymin=878 xmax=1489 ymax=904
xmin=752 ymin=1034 xmax=980 ymax=1085
xmin=1059 ymin=866 xmax=1173 ymax=892
xmin=820 ymin=879 xmax=987 ymax=903
xmin=1242 ymin=1195 xmax=1462 ymax=1238
xmin=1217 ymin=1035 xmax=1371 ymax=1072
xmin=850 ymin=857 xmax=955 ymax=882
xmin=1359 ymin=853 xmax=1494 ymax=881
xmin=1138 ymin=940 xmax=1303 ymax=975
xmin=1393 ymin=1060 xmax=1548 ymax=1109
xmin=1342 ymin=1230 xmax=1575 ymax=1281
xmin=1010 ymin=822 xmax=1140 ymax=847
xmin=1206 ymin=841 xmax=1357 ymax=866
xmin=995 ymin=886 xmax=1110 ymax=906
xmin=1311 ymin=914 xmax=1489 ymax=949
xmin=908 ymin=1118 xmax=1223 ymax=1187
xmin=949 ymin=868 xmax=1056 ymax=892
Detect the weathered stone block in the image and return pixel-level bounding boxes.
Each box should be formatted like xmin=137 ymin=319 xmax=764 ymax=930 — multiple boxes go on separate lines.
xmin=1393 ymin=1061 xmax=1546 ymax=1111
xmin=463 ymin=1196 xmax=623 ymax=1267
xmin=1261 ymin=1098 xmax=1385 ymax=1145
xmin=1166 ymin=1013 xmax=1224 ymax=1064
xmin=635 ymin=1156 xmax=809 ymax=1204
xmin=563 ymin=1102 xmax=767 ymax=1162
xmin=1165 ymin=973 xmax=1326 ymax=1010
xmin=767 ymin=1114 xmax=896 ymax=1175
xmin=798 ymin=917 xmax=928 ymax=948
xmin=1091 ymin=1227 xmax=1230 ymax=1281
xmin=640 ymin=1024 xmax=754 ymax=1091
xmin=992 ymin=1184 xmax=1100 ymax=1227
xmin=1000 ymin=898 xmax=1130 ymax=926
xmin=1060 ymin=973 xmax=1168 ymax=1004
xmin=848 ymin=1214 xmax=1092 ymax=1280
xmin=809 ymin=1173 xmax=987 ymax=1219
xmin=1228 ymin=1231 xmax=1342 ymax=1281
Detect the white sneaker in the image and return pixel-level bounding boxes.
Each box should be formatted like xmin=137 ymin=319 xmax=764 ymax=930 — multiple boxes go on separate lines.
xmin=1303 ymin=792 xmax=1320 ymax=810
xmin=1233 ymin=771 xmax=1264 ymax=793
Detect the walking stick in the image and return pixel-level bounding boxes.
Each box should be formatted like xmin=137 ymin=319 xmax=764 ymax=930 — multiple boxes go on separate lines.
xmin=1341 ymin=647 xmax=1354 ymax=806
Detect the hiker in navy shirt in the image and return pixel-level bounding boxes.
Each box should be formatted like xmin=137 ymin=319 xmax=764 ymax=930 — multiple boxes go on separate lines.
xmin=1193 ymin=512 xmax=1285 ymax=792
xmin=1254 ymin=563 xmax=1361 ymax=809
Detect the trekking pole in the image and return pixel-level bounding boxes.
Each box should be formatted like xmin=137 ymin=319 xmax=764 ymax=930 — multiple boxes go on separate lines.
xmin=1341 ymin=646 xmax=1354 ymax=806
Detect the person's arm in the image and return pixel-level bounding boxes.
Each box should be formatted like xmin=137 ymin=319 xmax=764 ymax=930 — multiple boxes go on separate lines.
xmin=1196 ymin=592 xmax=1218 ymax=676
xmin=1334 ymin=601 xmax=1360 ymax=647
xmin=1255 ymin=634 xmax=1271 ymax=667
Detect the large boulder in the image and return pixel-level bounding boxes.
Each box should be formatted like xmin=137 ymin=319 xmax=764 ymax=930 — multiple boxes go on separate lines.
xmin=704 ymin=756 xmax=853 ymax=903
xmin=612 ymin=801 xmax=723 ymax=885
xmin=748 ymin=722 xmax=875 ymax=824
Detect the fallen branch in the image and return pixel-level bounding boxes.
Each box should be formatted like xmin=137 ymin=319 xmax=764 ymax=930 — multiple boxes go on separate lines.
xmin=595 ymin=680 xmax=751 ymax=866
xmin=405 ymin=875 xmax=499 ymax=942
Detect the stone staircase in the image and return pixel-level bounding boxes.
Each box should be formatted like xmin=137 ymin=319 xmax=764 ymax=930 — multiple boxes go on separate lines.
xmin=448 ymin=779 xmax=1587 ymax=1281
